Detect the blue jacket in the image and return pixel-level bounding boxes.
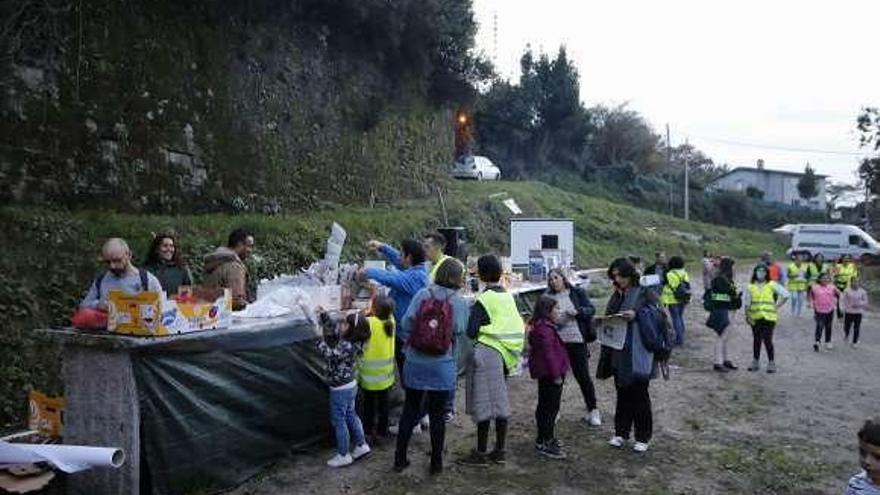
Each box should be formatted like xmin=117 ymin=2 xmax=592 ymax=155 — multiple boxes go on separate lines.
xmin=398 ymin=285 xmax=468 ymax=391
xmin=365 ymin=244 xmax=429 ymax=323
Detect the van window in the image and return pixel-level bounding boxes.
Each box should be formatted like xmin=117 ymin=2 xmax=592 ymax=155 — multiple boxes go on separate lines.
xmin=850 ymin=235 xmax=869 ymax=248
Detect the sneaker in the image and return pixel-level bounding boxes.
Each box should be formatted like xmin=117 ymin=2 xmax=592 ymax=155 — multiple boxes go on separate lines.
xmin=443 ymin=411 xmax=455 ymax=423
xmin=352 ymin=443 xmax=371 ymax=460
xmin=327 ymin=453 xmax=353 ymax=468
xmin=813 ymin=343 xmax=820 ymax=352
xmin=826 ymin=342 xmax=833 ymax=350
xmin=488 ymin=449 xmax=506 ymax=465
xmin=608 ymin=436 xmax=625 ymax=448
xmin=537 ymin=439 xmax=567 ymax=460
xmin=457 ymin=450 xmax=489 ymax=467
xmin=587 ymin=409 xmax=602 ymax=427
xmin=633 ymin=442 xmax=650 ymax=453
xmin=723 ymin=361 xmax=738 ymax=370
xmin=747 ymin=360 xmax=760 ymax=372
xmin=853 ymin=342 xmax=859 ymax=348
xmin=713 ymin=364 xmax=728 ymax=373
xmin=420 ymin=416 xmax=430 ymax=429
xmin=766 ymin=361 xmax=777 ymax=374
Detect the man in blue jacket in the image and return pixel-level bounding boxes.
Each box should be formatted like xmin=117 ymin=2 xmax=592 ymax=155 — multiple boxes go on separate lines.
xmin=362 ymin=238 xmax=429 ymax=428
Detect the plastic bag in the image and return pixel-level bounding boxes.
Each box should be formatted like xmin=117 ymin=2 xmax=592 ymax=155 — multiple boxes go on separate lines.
xmin=71 ymin=308 xmax=108 ymax=330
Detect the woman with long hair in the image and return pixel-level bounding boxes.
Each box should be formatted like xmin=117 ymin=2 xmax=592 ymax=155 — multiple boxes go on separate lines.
xmin=143 ymin=230 xmax=193 ymax=295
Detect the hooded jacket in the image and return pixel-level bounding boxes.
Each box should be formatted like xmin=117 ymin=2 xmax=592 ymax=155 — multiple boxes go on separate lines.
xmin=203 ymin=247 xmax=249 ymax=310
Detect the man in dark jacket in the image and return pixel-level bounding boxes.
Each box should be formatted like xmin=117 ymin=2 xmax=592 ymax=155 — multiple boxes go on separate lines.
xmin=203 ymin=228 xmax=255 ymax=310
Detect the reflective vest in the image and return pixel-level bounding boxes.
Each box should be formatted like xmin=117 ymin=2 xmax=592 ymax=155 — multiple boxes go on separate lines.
xmin=429 ymin=254 xmax=451 ymax=282
xmin=476 ymin=290 xmax=525 ymax=371
xmin=710 ymin=281 xmax=737 ymax=304
xmin=661 ymin=269 xmax=690 ymax=306
xmin=787 ymin=262 xmax=809 ymax=292
xmin=807 ymin=263 xmax=829 ymax=283
xmin=357 ymin=316 xmax=396 ymax=391
xmin=834 ymin=263 xmax=857 ymax=290
xmin=748 ymin=282 xmax=778 ymax=323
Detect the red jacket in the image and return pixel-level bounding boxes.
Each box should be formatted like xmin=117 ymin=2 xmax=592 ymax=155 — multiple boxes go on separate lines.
xmin=528 ymin=318 xmax=570 ymax=380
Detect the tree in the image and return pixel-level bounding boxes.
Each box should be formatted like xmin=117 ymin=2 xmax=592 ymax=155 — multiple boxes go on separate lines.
xmin=857 ymin=107 xmax=880 ymax=194
xmin=798 ymin=163 xmax=819 ymax=201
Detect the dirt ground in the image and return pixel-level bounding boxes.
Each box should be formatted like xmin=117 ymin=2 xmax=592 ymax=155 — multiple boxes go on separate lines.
xmin=231 ymin=271 xmax=879 ymax=495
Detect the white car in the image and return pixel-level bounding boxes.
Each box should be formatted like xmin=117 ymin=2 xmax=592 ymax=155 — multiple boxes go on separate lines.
xmin=452 ymin=155 xmax=501 ymax=181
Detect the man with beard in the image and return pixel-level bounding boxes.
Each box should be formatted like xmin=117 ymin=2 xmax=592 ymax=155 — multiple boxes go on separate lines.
xmin=80 ymin=238 xmax=163 ymax=310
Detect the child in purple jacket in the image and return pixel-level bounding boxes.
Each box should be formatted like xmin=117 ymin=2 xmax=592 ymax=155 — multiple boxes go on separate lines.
xmin=528 ymin=295 xmax=571 ymax=460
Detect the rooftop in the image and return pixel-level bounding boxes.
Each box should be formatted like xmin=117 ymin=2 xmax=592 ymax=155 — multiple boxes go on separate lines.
xmin=711 ymin=166 xmax=828 ymax=183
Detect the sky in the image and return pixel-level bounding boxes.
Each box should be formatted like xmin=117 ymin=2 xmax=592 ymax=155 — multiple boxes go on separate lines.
xmin=472 ymin=0 xmax=880 ymax=186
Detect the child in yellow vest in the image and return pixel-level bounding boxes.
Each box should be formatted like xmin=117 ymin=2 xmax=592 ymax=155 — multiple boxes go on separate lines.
xmin=358 ymin=295 xmax=396 ymax=443
xmin=745 ymin=264 xmax=789 ymax=373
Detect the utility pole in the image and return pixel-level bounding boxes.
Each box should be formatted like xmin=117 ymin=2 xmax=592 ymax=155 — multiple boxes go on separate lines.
xmin=684 ymin=138 xmax=690 ymax=221
xmin=666 ymin=124 xmax=673 ymax=216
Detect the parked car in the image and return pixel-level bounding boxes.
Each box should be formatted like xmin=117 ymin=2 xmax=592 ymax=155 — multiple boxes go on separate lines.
xmin=452 ymin=155 xmax=501 ymax=181
xmin=774 ymin=223 xmax=880 ymax=260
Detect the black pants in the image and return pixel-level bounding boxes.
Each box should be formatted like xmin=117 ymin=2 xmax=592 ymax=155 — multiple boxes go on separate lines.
xmin=814 ymin=312 xmax=833 ymax=343
xmin=361 ymin=388 xmax=390 ymax=437
xmin=394 ymin=388 xmax=447 ymax=468
xmin=565 ymin=343 xmax=598 ymax=411
xmin=395 ymin=338 xmax=407 ymax=385
xmin=844 ymin=313 xmax=863 ymax=344
xmin=614 ymin=380 xmax=652 ymax=443
xmin=751 ymin=319 xmax=775 ymax=361
xmin=535 ymin=378 xmax=563 ymax=443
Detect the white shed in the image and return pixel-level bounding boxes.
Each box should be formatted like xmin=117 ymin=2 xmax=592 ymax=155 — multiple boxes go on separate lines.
xmin=510 ymin=218 xmax=574 ymax=268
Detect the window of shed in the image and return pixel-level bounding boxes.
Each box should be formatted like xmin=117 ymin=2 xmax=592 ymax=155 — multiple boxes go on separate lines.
xmin=541 ymin=235 xmax=559 ymax=250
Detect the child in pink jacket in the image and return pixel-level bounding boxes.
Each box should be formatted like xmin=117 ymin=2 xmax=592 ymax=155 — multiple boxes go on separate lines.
xmin=528 ymin=296 xmax=570 ymax=460
xmin=842 ymin=278 xmax=869 ymax=346
xmin=808 ymin=273 xmax=840 ymax=351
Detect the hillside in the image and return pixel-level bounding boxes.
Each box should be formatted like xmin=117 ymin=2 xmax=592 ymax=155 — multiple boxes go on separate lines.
xmin=0 ymin=180 xmax=783 ymax=429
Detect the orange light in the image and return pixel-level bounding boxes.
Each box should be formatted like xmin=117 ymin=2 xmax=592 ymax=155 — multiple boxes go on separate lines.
xmin=458 ymin=114 xmax=468 ymax=124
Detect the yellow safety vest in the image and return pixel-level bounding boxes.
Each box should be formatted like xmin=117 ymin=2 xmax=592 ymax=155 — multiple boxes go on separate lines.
xmin=787 ymin=262 xmax=809 ymax=292
xmin=748 ymin=282 xmax=778 ymax=323
xmin=429 ymin=254 xmax=451 ymax=282
xmin=661 ymin=269 xmax=690 ymax=306
xmin=357 ymin=316 xmax=396 ymax=391
xmin=476 ymin=290 xmax=525 ymax=371
xmin=834 ymin=263 xmax=857 ymax=289
xmin=807 ymin=263 xmax=829 ymax=283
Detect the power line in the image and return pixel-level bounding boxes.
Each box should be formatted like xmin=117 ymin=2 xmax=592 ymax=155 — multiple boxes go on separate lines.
xmin=686 ymin=134 xmax=866 ymax=156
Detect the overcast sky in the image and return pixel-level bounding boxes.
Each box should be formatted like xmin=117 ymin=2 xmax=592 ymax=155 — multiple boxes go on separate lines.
xmin=472 ymin=0 xmax=880 ymax=185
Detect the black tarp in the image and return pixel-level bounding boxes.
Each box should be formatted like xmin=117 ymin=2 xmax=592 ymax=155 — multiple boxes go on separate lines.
xmin=133 ymin=318 xmax=327 ymax=495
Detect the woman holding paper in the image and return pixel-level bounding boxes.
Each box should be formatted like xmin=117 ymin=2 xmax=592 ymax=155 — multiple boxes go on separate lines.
xmin=596 ymin=258 xmax=656 ymax=453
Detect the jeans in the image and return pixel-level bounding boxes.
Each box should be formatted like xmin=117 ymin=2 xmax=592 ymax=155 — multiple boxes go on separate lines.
xmin=330 ymin=386 xmax=366 ymax=456
xmin=668 ymin=304 xmax=686 ymax=346
xmin=395 ymin=388 xmax=447 ymax=469
xmin=614 ymin=380 xmax=652 ymax=443
xmin=751 ymin=319 xmax=775 ymax=361
xmin=814 ymin=311 xmax=834 ymax=343
xmin=714 ymin=328 xmax=733 ymax=365
xmin=790 ymin=290 xmax=805 ymax=317
xmin=564 ymin=343 xmax=598 ymax=411
xmin=360 ymin=388 xmax=390 ymax=437
xmin=844 ymin=313 xmax=863 ymax=344
xmin=536 ymin=378 xmax=563 ymax=443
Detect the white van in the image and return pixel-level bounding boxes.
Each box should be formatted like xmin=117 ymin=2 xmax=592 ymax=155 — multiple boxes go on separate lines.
xmin=774 ymin=224 xmax=880 ymax=260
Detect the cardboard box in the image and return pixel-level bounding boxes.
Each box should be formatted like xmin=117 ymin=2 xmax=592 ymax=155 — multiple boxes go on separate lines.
xmin=107 ymin=290 xmax=168 ymax=336
xmin=28 ymin=391 xmax=64 ymax=438
xmin=172 ymin=288 xmax=232 ymax=331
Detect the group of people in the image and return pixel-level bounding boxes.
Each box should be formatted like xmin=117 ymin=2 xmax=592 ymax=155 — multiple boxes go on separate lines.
xmin=314 ymin=234 xmax=680 ymax=474
xmin=79 ymin=228 xmax=256 ymax=312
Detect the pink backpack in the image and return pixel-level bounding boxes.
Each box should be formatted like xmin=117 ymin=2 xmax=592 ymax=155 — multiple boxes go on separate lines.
xmin=409 ymin=290 xmax=454 ymax=355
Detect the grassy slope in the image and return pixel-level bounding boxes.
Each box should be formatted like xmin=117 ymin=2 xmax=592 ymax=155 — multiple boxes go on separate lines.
xmin=0 ymin=179 xmax=783 ymax=429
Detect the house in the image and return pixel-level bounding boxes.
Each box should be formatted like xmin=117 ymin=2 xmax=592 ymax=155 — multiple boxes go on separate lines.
xmin=708 ymin=160 xmax=827 ymax=210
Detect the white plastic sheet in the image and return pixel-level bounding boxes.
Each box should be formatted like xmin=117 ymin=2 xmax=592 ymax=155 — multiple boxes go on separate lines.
xmin=233 ymin=286 xmax=316 ymax=324
xmin=0 ymin=442 xmax=124 ymax=474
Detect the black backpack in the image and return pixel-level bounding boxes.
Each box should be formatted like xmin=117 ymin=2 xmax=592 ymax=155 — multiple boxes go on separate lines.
xmin=673 ymin=280 xmax=692 ymax=305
